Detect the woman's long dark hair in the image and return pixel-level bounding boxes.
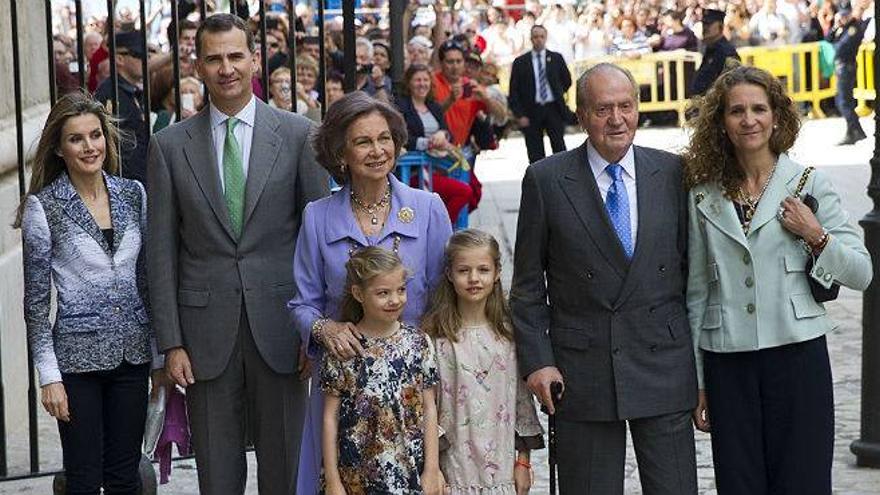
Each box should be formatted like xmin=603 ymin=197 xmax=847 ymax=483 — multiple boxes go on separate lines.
xmin=13 ymin=90 xmax=120 ymax=228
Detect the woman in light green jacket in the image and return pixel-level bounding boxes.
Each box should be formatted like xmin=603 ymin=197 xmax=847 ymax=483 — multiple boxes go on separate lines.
xmin=682 ymin=65 xmax=871 ymax=494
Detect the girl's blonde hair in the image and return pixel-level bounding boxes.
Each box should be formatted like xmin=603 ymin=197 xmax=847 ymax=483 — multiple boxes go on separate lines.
xmin=422 ymin=229 xmax=513 ymax=342
xmin=340 ymin=247 xmax=407 ymax=323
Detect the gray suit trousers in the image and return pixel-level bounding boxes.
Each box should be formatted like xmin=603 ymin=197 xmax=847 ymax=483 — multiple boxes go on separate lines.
xmin=186 ymin=306 xmax=307 ymax=495
xmin=556 ymin=410 xmax=697 ymax=495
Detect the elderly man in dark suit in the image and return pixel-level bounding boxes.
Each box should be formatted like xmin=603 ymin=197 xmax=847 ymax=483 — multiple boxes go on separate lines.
xmin=147 ymin=13 xmax=327 ymax=494
xmin=508 ymin=24 xmax=573 ymax=164
xmin=510 ymin=63 xmax=697 ymax=494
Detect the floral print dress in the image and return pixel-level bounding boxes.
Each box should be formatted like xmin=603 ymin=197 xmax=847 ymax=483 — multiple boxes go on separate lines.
xmin=321 ymin=323 xmax=439 ymax=494
xmin=434 ymin=324 xmax=544 ymax=494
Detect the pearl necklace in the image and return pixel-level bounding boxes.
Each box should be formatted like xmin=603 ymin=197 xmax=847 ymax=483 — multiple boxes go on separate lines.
xmin=350 ymin=183 xmax=391 ymax=226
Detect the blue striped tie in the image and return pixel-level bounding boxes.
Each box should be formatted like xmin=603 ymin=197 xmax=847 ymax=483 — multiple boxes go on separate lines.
xmin=537 ymin=54 xmax=550 ymax=102
xmin=605 ymin=164 xmax=633 ymax=258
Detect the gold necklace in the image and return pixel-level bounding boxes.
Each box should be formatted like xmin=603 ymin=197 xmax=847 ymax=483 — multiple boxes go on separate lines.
xmin=738 ymin=162 xmax=777 ymax=233
xmin=350 ymin=183 xmax=391 ymax=226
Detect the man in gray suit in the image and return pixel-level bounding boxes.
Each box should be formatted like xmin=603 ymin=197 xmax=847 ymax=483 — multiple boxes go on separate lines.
xmin=147 ymin=14 xmax=327 ymax=494
xmin=510 ymin=63 xmax=697 ymax=494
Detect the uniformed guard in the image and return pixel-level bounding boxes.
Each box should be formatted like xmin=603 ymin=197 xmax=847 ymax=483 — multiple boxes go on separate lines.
xmin=94 ymin=31 xmax=149 ymax=186
xmin=691 ymin=9 xmax=740 ymax=96
xmin=828 ymin=5 xmax=868 ymax=145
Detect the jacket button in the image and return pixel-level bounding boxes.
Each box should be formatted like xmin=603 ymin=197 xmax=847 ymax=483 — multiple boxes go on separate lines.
xmin=824 ymin=273 xmax=833 ymax=282
xmin=745 ymin=276 xmax=754 ymax=288
xmin=114 ymin=306 xmax=121 ymax=313
xmin=658 ymin=264 xmax=666 ymax=273
xmin=613 ymin=347 xmax=621 ymax=355
xmin=743 ymin=253 xmax=751 ymax=265
xmin=585 ymin=270 xmax=594 ymax=279
xmin=816 ymin=267 xmax=825 ymax=277
xmin=746 ymin=303 xmax=755 ymax=314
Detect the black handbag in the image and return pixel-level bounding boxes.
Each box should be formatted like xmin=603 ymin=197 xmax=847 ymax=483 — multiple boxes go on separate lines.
xmin=793 ymin=167 xmax=839 ymax=303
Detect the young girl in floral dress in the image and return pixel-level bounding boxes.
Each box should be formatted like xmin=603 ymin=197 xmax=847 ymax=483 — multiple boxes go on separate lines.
xmin=422 ymin=229 xmax=544 ymax=494
xmin=321 ymin=247 xmax=444 ymax=495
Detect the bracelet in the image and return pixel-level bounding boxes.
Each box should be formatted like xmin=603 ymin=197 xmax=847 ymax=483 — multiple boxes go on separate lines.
xmin=809 ymin=229 xmax=829 ymax=252
xmin=311 ymin=317 xmax=330 ymax=344
xmin=514 ymin=459 xmax=531 ymax=469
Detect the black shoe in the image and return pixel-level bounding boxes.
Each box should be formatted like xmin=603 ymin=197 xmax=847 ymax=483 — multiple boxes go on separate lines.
xmin=854 ymin=128 xmax=868 ymax=142
xmin=838 ymin=131 xmax=865 ymax=145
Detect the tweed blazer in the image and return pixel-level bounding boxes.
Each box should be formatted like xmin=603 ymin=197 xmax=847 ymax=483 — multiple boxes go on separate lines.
xmin=22 ymin=172 xmax=154 ymax=386
xmin=687 ymin=154 xmax=872 ymax=387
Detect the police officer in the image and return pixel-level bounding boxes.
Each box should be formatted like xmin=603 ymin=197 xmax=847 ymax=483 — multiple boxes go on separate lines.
xmin=828 ymin=5 xmax=868 ymax=145
xmin=691 ymin=9 xmax=740 ymax=96
xmin=94 ymin=31 xmax=149 ymax=186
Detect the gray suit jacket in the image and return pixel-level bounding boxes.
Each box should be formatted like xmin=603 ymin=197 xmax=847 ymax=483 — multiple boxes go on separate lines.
xmin=147 ymin=100 xmax=328 ymax=380
xmin=510 ymin=142 xmax=697 ymax=422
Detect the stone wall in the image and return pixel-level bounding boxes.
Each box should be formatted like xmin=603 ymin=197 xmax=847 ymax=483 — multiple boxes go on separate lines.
xmin=0 ymin=1 xmax=52 ymax=473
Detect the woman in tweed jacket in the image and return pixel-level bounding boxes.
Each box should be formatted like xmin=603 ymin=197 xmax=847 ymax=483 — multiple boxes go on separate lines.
xmin=14 ymin=91 xmax=165 ymax=493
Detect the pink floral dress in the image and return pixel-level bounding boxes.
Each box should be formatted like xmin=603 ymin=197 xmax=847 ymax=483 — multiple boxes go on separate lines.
xmin=435 ymin=324 xmax=544 ymax=494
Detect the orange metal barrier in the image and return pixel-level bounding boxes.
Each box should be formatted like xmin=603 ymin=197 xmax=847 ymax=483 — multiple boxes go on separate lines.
xmin=855 ymin=43 xmax=875 ymax=116
xmin=498 ymin=42 xmax=875 ymax=126
xmin=739 ymin=42 xmax=836 ymax=118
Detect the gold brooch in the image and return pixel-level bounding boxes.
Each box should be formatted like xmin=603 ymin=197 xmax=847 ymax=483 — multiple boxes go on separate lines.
xmin=398 ymin=207 xmax=415 ymax=223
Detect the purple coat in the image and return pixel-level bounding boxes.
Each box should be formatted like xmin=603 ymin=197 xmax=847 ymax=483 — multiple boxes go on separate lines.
xmin=288 ymin=174 xmax=453 ymax=494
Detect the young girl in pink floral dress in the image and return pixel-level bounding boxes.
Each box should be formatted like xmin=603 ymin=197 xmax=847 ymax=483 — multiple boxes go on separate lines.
xmin=422 ymin=229 xmax=544 ymax=494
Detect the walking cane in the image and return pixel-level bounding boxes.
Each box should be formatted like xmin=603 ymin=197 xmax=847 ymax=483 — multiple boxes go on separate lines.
xmin=541 ymin=381 xmax=564 ymax=494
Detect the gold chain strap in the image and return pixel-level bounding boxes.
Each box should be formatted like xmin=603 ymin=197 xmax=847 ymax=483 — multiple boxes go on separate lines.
xmin=794 ymin=166 xmax=815 ymax=197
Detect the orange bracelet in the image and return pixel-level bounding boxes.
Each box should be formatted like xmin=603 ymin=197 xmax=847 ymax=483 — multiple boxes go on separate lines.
xmin=514 ymin=459 xmax=531 ymax=469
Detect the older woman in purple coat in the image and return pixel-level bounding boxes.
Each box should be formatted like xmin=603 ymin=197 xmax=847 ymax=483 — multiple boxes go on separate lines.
xmin=289 ymin=91 xmax=453 ymax=494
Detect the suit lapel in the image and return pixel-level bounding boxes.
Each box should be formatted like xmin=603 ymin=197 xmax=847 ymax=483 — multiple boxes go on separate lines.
xmin=242 ymin=101 xmax=282 ymax=230
xmin=105 ymin=173 xmax=128 ymax=253
xmin=183 ymin=108 xmax=236 ymax=240
xmin=744 ymin=155 xmax=801 ymax=236
xmin=615 ymin=147 xmax=661 ymax=307
xmin=54 ymin=173 xmax=112 ymax=254
xmin=558 ymin=143 xmax=628 ymax=278
xmin=696 ymin=184 xmax=748 ymax=249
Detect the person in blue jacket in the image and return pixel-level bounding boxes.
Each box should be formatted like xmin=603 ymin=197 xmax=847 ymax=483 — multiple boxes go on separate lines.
xmin=827 ymin=4 xmax=868 ymax=145
xmin=691 ymin=9 xmax=740 ymax=97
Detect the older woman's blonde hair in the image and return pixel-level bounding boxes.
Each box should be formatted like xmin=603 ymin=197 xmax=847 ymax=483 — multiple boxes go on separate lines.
xmin=682 ymin=64 xmax=801 ymax=197
xmin=295 ymin=53 xmax=319 ymax=75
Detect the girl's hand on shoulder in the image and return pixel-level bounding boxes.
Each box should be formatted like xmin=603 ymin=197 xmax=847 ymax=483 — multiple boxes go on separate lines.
xmin=421 ymin=467 xmax=448 ymax=495
xmin=40 ymin=382 xmax=70 ymax=422
xmin=514 ymin=462 xmax=532 ymax=495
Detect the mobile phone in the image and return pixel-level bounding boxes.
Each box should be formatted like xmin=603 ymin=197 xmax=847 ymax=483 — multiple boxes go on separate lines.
xmin=462 ymin=82 xmax=473 ymax=98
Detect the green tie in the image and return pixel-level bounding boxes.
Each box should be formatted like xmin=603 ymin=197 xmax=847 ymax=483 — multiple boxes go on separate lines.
xmin=223 ymin=117 xmax=245 ymax=236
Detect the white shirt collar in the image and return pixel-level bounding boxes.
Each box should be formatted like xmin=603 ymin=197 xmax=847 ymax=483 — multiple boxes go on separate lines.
xmin=209 ymin=94 xmax=256 ymax=130
xmin=586 ymin=139 xmax=636 ymax=180
xmin=532 ymin=49 xmax=546 ymax=59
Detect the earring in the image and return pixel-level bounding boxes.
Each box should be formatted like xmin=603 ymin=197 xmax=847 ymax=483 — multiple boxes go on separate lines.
xmin=340 ymin=163 xmax=346 ymax=174
xmin=773 ymin=124 xmax=778 ymax=129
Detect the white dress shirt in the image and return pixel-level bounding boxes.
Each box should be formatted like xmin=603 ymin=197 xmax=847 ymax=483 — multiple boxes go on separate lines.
xmin=531 ymin=50 xmax=555 ymax=104
xmin=210 ymin=95 xmax=256 ymax=192
xmin=587 ymin=140 xmax=639 ymax=243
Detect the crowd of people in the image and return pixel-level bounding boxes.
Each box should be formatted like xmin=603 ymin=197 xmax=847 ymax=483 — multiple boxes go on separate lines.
xmin=17 ymin=0 xmax=878 ymax=494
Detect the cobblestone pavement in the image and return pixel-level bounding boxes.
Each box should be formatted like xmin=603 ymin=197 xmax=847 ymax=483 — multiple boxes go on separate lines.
xmin=2 ymin=117 xmax=878 ymax=494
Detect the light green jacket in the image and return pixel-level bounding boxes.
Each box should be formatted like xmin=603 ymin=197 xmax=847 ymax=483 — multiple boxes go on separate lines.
xmin=687 ymin=154 xmax=872 ymax=388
